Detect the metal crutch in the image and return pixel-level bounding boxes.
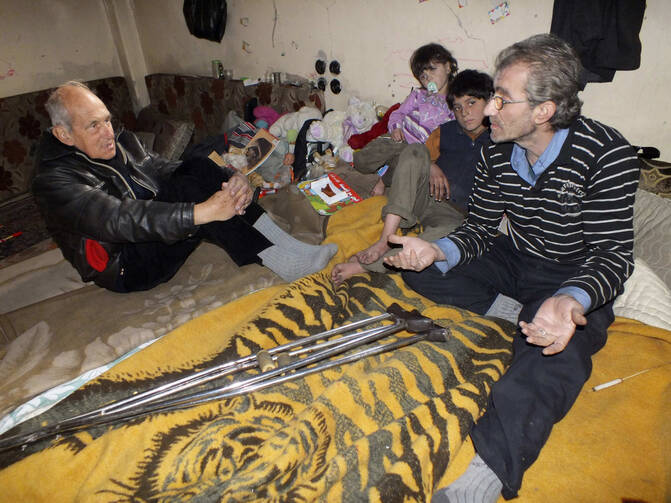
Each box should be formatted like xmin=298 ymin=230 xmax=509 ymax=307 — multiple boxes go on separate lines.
xmin=0 ymin=304 xmax=442 ymax=452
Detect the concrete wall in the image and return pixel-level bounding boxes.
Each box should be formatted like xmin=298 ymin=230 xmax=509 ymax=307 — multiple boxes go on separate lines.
xmin=1 ymin=0 xmax=669 ymax=158
xmin=0 ymin=0 xmax=122 ymax=97
xmin=134 ymin=0 xmax=670 ymax=157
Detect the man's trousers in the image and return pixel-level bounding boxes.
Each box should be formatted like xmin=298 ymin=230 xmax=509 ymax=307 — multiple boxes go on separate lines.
xmin=118 ymin=157 xmax=272 ymax=292
xmin=401 ymin=235 xmax=612 ymax=498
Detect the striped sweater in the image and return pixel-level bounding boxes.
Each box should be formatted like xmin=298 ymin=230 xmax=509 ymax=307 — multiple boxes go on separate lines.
xmin=450 ymin=116 xmax=640 ymax=311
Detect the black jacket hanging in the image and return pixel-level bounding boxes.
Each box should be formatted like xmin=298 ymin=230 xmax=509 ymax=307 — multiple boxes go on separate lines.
xmin=550 ymin=0 xmax=646 ymax=88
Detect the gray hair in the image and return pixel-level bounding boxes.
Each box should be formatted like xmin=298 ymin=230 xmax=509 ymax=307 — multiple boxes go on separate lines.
xmin=494 ymin=33 xmax=582 ymax=129
xmin=45 ymin=80 xmax=92 ymax=131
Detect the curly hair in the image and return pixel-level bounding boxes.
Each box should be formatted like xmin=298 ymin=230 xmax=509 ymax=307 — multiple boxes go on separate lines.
xmin=410 ymin=43 xmax=458 ymax=86
xmin=494 ymin=33 xmax=582 ymax=129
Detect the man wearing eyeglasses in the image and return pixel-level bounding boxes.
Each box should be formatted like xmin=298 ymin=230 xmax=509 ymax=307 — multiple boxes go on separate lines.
xmin=384 ymin=33 xmax=639 ymax=502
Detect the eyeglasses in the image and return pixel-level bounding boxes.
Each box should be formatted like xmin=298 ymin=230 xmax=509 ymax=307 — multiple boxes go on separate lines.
xmin=489 ymin=95 xmax=528 ymax=111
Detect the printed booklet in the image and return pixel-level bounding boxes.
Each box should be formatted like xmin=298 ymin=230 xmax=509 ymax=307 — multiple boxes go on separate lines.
xmin=297 ymin=172 xmax=362 ymax=215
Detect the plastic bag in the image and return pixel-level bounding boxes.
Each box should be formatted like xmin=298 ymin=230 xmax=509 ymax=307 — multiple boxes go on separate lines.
xmin=183 ymin=0 xmax=227 ymax=43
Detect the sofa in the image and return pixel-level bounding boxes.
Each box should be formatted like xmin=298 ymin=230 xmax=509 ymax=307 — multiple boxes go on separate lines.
xmin=0 ymin=74 xmax=670 ymax=502
xmin=0 ymin=73 xmax=325 ymax=263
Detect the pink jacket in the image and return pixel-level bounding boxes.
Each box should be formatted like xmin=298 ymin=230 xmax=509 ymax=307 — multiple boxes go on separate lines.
xmin=387 ymin=88 xmax=454 ymax=144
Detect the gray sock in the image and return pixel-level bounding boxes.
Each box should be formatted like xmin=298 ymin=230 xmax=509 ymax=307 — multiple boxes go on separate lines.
xmin=431 ymin=454 xmax=502 ymax=503
xmin=253 ymin=213 xmax=315 ymax=252
xmin=258 ymin=243 xmax=338 ymax=282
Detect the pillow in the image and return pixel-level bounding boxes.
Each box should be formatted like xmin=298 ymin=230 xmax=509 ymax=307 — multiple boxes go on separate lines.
xmin=152 ymin=119 xmax=195 ymax=161
xmin=614 ymin=258 xmax=671 ymax=331
xmin=134 ymin=131 xmax=156 ymax=152
xmin=632 ymin=188 xmax=671 ymax=290
xmin=639 ymin=158 xmax=671 ymax=198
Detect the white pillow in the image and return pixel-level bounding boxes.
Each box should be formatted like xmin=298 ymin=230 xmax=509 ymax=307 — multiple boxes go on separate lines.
xmin=614 ymin=258 xmax=671 ymax=331
xmin=632 ymin=189 xmax=671 ymax=290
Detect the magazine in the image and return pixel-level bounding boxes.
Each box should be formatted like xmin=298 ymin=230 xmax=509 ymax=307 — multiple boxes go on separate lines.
xmin=297 ymin=172 xmax=363 ymax=216
xmin=228 ymin=129 xmax=280 ymax=176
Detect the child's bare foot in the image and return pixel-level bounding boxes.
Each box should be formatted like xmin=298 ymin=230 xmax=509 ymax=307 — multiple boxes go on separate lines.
xmin=355 ymin=239 xmax=390 ymax=265
xmin=331 ymin=256 xmax=366 ymax=286
xmin=370 ymin=177 xmax=385 ymax=197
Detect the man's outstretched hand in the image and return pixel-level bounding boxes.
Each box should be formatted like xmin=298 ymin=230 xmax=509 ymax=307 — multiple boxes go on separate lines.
xmin=383 ymin=235 xmax=445 ymax=271
xmin=519 ymin=294 xmax=587 ymax=355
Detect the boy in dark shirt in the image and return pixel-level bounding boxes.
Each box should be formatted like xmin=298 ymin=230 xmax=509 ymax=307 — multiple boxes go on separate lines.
xmin=331 ymin=70 xmax=493 ymax=284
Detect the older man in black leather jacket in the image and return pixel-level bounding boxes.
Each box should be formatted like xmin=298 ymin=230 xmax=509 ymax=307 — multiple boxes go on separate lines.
xmin=32 ymin=81 xmax=336 ymax=292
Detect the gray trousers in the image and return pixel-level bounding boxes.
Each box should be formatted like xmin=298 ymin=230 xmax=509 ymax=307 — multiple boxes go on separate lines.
xmin=352 ymin=136 xmax=408 ymax=186
xmin=354 ymin=142 xmax=464 ymax=273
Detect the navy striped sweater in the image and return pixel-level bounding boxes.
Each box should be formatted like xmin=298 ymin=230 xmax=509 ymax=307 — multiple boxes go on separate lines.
xmin=450 ymin=116 xmax=640 ymax=310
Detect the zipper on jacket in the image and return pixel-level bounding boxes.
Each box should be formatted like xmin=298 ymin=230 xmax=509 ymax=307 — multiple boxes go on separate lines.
xmin=119 ymin=143 xmax=160 ymax=197
xmin=74 ymin=151 xmax=157 ymax=199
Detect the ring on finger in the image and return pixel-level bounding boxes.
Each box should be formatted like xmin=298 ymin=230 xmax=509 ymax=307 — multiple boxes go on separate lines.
xmin=538 ymin=327 xmax=547 ymax=337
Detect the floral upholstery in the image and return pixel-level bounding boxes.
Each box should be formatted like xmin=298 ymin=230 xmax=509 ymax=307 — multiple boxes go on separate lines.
xmin=143 ymin=74 xmax=325 ymax=145
xmin=0 ymin=74 xmax=325 ymax=263
xmin=0 ymin=77 xmax=135 ymax=205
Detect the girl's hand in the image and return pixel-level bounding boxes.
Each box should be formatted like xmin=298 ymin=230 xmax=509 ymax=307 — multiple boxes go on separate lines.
xmin=391 ymin=128 xmax=404 ymax=143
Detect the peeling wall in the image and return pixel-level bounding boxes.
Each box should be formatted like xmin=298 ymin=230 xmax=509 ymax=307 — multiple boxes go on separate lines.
xmin=0 ymin=0 xmax=122 ymax=97
xmin=133 ymin=0 xmax=670 ymax=158
xmin=1 ymin=0 xmax=669 ymax=158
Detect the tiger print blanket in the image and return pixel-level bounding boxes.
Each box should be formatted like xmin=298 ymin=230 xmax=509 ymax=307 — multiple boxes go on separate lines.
xmin=0 ymin=268 xmax=514 ymax=502
xmin=0 ymin=197 xmax=515 ymax=501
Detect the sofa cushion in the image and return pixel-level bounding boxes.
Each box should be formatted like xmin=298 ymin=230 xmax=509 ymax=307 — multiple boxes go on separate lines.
xmin=0 ymin=77 xmax=136 ymax=205
xmin=136 ymin=105 xmax=195 ymax=160
xmin=632 ymin=188 xmax=671 ymax=290
xmin=614 ymin=258 xmax=671 ymax=330
xmin=153 ymin=119 xmax=194 ymax=160
xmin=144 ymin=74 xmax=325 ymax=146
xmin=133 ymin=131 xmax=156 ymax=152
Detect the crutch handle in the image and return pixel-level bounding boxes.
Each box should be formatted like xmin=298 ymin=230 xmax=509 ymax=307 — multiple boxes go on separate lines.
xmin=423 ymin=327 xmax=450 ymax=343
xmin=386 ymin=303 xmax=437 ymax=332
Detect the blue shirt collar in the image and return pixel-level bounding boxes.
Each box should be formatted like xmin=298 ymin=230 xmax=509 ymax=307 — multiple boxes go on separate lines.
xmin=511 ymin=128 xmax=569 ymax=185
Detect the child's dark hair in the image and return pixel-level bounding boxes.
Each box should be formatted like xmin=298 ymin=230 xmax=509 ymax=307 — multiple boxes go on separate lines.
xmin=410 ymin=43 xmax=458 ymax=86
xmin=447 ymin=69 xmax=494 ymax=108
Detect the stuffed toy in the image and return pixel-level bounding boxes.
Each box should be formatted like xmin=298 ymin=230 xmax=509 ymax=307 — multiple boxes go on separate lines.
xmin=348 ymin=102 xmax=401 ymax=150
xmin=307 ymin=97 xmax=376 ymax=163
xmin=342 ymin=96 xmax=377 ymax=142
xmin=269 ymin=106 xmax=322 ymax=140
xmin=253 ymin=105 xmax=282 ymax=130
xmin=307 ymin=109 xmax=351 ymax=162
xmin=375 ymin=104 xmax=389 ymax=119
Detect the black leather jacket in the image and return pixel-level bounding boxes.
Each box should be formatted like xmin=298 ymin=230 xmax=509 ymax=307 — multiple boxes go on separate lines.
xmin=32 ymin=130 xmax=197 ymax=289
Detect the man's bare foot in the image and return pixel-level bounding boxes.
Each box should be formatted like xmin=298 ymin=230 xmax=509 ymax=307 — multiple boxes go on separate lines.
xmin=355 ymin=239 xmax=390 ymax=265
xmin=370 ymin=177 xmax=385 ymax=197
xmin=331 ymin=256 xmax=366 ymax=286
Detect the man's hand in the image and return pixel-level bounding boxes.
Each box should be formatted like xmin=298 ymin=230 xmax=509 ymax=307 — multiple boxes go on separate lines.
xmin=391 ymin=128 xmax=404 ymax=143
xmin=429 ymin=163 xmax=450 ymax=201
xmin=224 ymin=172 xmax=253 ymax=215
xmin=383 ymin=235 xmax=445 ymax=271
xmin=519 ymin=295 xmax=587 ymax=355
xmin=193 ymin=185 xmax=237 ymax=225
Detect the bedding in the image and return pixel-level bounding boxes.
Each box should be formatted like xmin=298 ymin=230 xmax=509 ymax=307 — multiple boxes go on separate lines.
xmin=1 ymin=187 xmax=669 ymax=501
xmin=629 ymin=188 xmax=671 ymax=290
xmin=0 ymin=265 xmax=514 ymax=501
xmin=442 ymin=316 xmax=671 ymax=503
